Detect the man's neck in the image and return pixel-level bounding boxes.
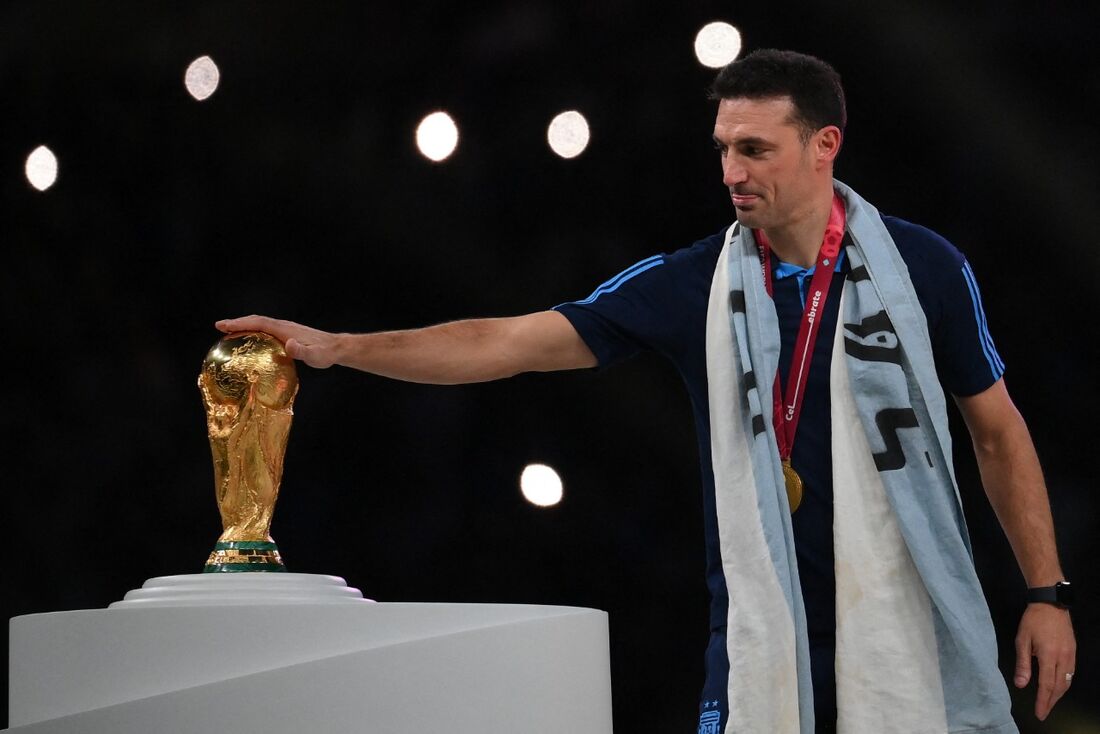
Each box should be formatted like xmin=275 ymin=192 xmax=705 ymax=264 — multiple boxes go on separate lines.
xmin=760 ymin=188 xmax=835 ymax=268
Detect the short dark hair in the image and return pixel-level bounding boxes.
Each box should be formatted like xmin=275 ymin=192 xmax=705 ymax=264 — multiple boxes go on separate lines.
xmin=709 ymin=49 xmax=846 ymax=143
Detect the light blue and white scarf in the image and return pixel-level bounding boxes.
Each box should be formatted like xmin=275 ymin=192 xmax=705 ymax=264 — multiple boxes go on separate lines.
xmin=704 ymin=180 xmax=1017 ymax=733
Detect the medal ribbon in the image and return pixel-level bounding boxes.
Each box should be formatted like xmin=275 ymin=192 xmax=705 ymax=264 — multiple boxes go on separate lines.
xmin=755 ymin=193 xmax=846 ymax=463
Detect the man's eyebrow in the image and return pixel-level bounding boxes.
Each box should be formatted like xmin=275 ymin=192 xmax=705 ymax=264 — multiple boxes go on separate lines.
xmin=734 ymin=136 xmax=773 ymax=147
xmin=711 ymin=134 xmax=773 ymax=147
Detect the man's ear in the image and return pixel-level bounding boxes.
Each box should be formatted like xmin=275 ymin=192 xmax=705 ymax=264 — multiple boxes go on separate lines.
xmin=814 ymin=125 xmax=842 ymax=168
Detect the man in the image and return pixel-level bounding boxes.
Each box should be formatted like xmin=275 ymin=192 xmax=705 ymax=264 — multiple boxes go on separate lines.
xmin=218 ymin=49 xmax=1074 ymax=733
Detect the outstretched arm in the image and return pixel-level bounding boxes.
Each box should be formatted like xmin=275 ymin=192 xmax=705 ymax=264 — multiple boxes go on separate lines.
xmin=215 ymin=311 xmax=597 ymax=384
xmin=955 ymin=378 xmax=1076 ymax=722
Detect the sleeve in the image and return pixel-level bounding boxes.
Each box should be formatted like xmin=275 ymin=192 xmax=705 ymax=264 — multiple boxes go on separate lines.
xmin=883 ymin=216 xmax=1006 ymax=397
xmin=552 ymin=254 xmax=669 ymax=368
xmin=552 ymin=232 xmax=724 ymax=369
xmin=931 ymin=258 xmax=1006 ymax=397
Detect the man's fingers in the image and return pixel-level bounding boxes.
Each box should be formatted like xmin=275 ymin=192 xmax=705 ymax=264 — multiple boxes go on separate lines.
xmin=1034 ymin=661 xmax=1074 ymax=722
xmin=1043 ymin=663 xmax=1071 ymax=722
xmin=1014 ymin=631 xmax=1032 ymax=688
xmin=215 ymin=315 xmax=316 ymax=349
xmin=1038 ymin=645 xmax=1077 ymax=721
xmin=1034 ymin=653 xmax=1058 ymax=721
xmin=216 ymin=315 xmax=281 ymax=335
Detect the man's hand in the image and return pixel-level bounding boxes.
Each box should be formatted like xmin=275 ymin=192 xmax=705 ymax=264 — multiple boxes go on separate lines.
xmin=1014 ymin=603 xmax=1076 ymax=721
xmin=216 ymin=316 xmax=342 ymax=369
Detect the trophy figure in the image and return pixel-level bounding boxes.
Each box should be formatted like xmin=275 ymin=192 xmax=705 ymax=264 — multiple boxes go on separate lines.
xmin=198 ymin=331 xmax=298 ymax=572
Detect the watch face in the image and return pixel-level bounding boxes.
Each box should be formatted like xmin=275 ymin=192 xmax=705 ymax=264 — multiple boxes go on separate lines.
xmin=1057 ymin=582 xmax=1075 ymax=607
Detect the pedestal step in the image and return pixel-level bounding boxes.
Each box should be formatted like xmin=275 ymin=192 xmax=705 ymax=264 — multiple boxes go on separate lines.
xmin=109 ymin=573 xmax=370 ymax=607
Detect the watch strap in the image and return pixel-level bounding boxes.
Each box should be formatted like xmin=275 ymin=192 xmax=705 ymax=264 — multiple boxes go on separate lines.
xmin=1027 ymin=581 xmax=1073 ymax=608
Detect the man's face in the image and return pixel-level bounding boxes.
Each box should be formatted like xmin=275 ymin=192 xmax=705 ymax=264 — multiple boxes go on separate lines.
xmin=712 ymin=96 xmax=821 ymax=231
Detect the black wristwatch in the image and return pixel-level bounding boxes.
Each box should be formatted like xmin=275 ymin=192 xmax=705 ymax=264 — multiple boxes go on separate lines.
xmin=1027 ymin=581 xmax=1074 ymax=609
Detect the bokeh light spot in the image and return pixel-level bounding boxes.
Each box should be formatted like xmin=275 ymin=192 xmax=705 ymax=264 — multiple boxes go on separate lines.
xmin=185 ymin=55 xmax=221 ymax=101
xmin=416 ymin=111 xmax=459 ymax=162
xmin=547 ymin=110 xmax=591 ymax=159
xmin=694 ymin=22 xmax=742 ymax=68
xmin=520 ymin=463 xmax=563 ymax=507
xmin=25 ymin=145 xmax=58 ymax=191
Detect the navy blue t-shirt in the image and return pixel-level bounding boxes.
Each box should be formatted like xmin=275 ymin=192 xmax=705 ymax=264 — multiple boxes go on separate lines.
xmin=553 ymin=214 xmax=1005 ymax=722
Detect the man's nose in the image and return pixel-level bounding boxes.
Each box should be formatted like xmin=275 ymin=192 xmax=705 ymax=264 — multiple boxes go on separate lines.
xmin=722 ymin=157 xmax=747 ymax=187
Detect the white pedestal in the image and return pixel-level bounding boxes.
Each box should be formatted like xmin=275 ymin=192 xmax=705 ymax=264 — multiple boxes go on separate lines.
xmin=6 ymin=575 xmax=613 ymax=733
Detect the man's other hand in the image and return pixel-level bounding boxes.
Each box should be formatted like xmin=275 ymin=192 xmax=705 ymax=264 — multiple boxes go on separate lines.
xmin=1014 ymin=602 xmax=1076 ymax=721
xmin=216 ymin=316 xmax=341 ymax=369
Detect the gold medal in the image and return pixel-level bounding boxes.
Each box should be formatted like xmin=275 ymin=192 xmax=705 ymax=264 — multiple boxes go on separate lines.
xmin=782 ymin=459 xmax=803 ymax=513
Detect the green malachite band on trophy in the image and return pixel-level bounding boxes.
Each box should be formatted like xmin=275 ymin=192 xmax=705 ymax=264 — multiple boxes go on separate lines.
xmin=204 ymin=539 xmax=286 ymax=573
xmin=214 ymin=540 xmax=280 ymax=551
xmin=204 ymin=562 xmax=286 ymax=573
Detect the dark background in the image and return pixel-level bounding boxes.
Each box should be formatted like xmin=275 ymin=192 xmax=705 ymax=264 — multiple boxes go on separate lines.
xmin=2 ymin=1 xmax=1097 ymax=730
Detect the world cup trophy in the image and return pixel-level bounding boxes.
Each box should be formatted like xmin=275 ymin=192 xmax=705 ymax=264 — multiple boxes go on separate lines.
xmin=198 ymin=331 xmax=298 ymax=572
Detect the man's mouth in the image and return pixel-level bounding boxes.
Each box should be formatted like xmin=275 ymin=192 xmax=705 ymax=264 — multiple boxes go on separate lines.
xmin=730 ymin=194 xmax=759 ymax=207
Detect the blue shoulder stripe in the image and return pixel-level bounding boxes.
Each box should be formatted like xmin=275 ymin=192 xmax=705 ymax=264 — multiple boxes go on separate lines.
xmin=567 ymin=255 xmax=665 ymax=306
xmin=960 ymin=261 xmax=1005 ymax=378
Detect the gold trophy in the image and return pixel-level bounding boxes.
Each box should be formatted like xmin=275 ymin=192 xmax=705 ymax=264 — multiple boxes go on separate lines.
xmin=198 ymin=332 xmax=298 ymax=572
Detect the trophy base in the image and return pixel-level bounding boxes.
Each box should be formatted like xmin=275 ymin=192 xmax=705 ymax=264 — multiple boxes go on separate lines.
xmin=204 ymin=540 xmax=285 ymax=573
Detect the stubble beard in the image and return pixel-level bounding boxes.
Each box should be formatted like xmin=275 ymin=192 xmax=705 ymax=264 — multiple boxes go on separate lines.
xmin=732 ymin=202 xmax=767 ymax=230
